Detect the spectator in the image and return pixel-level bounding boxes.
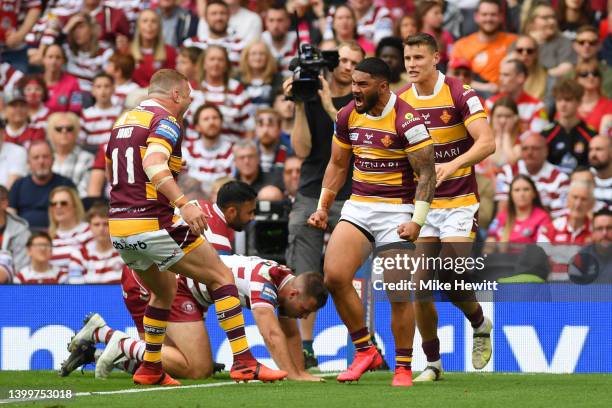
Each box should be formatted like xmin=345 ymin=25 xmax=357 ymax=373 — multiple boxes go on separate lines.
xmin=48 ymin=186 xmax=92 ymax=273
xmin=446 ymin=58 xmax=474 ymax=86
xmin=105 ymin=0 xmax=143 ymax=26
xmin=557 ymin=0 xmax=594 ymax=40
xmin=588 ymin=135 xmax=612 ymax=210
xmin=486 ymin=59 xmax=549 ymax=133
xmin=82 ymin=0 xmax=131 ymax=47
xmin=511 ymin=35 xmax=553 ymax=103
xmin=239 ymin=40 xmax=282 ymax=112
xmin=63 ymin=13 xmax=114 ymax=92
xmin=375 ymin=37 xmax=408 ymax=92
xmin=255 ymin=108 xmax=288 ymax=173
xmin=477 ymin=96 xmax=521 ymax=180
xmin=288 ymin=0 xmax=325 ymax=45
xmin=14 ymin=232 xmax=67 ymax=284
xmin=176 ymin=46 xmax=203 ymax=89
xmin=273 ymin=91 xmax=295 ymax=145
xmin=157 ymin=0 xmax=199 ymax=47
xmin=572 ymin=25 xmax=611 ymax=98
xmin=67 ymin=202 xmax=122 ymax=284
xmin=257 ymin=184 xmax=284 ymax=201
xmin=0 ymin=0 xmax=42 ymax=72
xmin=394 ymin=15 xmax=418 ymax=41
xmin=17 ymin=75 xmax=49 ymax=130
xmin=0 ymin=185 xmax=30 ymax=276
xmin=198 ymin=0 xmax=262 ymax=42
xmin=262 ymin=3 xmax=298 ymax=78
xmin=87 ymin=144 xmax=108 ymax=200
xmin=8 ymin=140 xmax=75 ymax=230
xmin=575 ymin=61 xmax=612 ymax=131
xmin=496 ymin=132 xmax=570 ymax=217
xmin=191 ymin=45 xmax=254 ymax=141
xmin=47 ymin=112 xmax=94 ymax=196
xmin=328 ymin=0 xmax=392 ymax=46
xmin=130 ymin=9 xmax=178 ymax=88
xmin=233 ymin=139 xmax=283 ymax=193
xmin=184 ymin=0 xmax=244 ymax=69
xmin=105 ymin=53 xmax=142 ymax=109
xmin=541 ymin=78 xmax=597 ymax=174
xmin=524 ymin=3 xmax=576 ymax=78
xmin=283 ymin=156 xmax=302 ymax=202
xmin=568 ymin=208 xmax=612 ymax=284
xmin=182 ymin=104 xmax=235 ymax=197
xmin=0 ymin=62 xmax=24 ymax=101
xmin=41 ymin=44 xmax=82 ymax=114
xmin=451 ymin=0 xmax=517 ymax=96
xmin=1 ymin=95 xmax=45 ymax=150
xmin=416 ymin=0 xmax=454 ymax=70
xmin=326 ymin=4 xmax=375 ymax=55
xmin=80 ymin=73 xmax=122 ymax=149
xmin=0 ymin=119 xmax=28 ymax=190
xmin=488 ymin=174 xmax=552 ymax=243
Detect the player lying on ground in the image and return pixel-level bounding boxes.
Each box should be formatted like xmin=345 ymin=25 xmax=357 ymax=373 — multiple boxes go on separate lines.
xmin=105 ymin=69 xmax=284 ymax=385
xmin=308 ymin=57 xmax=436 ymax=386
xmin=61 ymin=255 xmax=328 ymax=382
xmin=399 ymin=33 xmax=496 ymax=381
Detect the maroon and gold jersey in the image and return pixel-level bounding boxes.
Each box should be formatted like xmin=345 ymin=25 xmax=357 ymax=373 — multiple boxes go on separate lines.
xmin=333 ymin=93 xmax=433 ymax=205
xmin=106 ymin=99 xmax=184 ymax=235
xmin=398 ymin=73 xmax=488 ymax=208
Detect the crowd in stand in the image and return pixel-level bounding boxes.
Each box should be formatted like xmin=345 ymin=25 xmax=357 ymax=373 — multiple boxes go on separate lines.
xmin=0 ymin=0 xmax=610 ymax=285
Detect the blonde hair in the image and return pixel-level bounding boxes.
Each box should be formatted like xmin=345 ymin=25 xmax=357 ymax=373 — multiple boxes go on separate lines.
xmin=48 ymin=186 xmax=85 ymax=237
xmin=47 ymin=112 xmax=81 ymax=136
xmin=131 ymin=10 xmax=167 ymax=63
xmin=239 ymin=40 xmax=277 ymax=85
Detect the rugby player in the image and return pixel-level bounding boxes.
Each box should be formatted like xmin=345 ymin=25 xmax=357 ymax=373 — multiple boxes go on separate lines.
xmin=399 ymin=33 xmax=496 ymax=381
xmin=309 ymin=58 xmax=436 ymax=386
xmin=102 ymin=69 xmax=285 ymax=385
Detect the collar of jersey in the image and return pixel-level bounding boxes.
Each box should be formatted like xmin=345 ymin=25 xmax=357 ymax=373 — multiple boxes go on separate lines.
xmin=213 ymin=203 xmax=227 ymax=223
xmin=363 ymin=92 xmax=397 ymax=120
xmin=411 ymin=71 xmax=445 ymax=100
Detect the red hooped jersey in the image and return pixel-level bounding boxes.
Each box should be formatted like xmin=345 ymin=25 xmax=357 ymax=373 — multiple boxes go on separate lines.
xmin=106 ymin=99 xmax=184 ymax=235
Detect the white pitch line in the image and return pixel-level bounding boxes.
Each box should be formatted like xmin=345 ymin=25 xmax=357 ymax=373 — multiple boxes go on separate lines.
xmin=0 ymin=373 xmax=341 ymax=405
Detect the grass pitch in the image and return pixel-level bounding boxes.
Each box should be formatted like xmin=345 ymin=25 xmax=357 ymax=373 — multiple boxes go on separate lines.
xmin=0 ymin=370 xmax=611 ymax=408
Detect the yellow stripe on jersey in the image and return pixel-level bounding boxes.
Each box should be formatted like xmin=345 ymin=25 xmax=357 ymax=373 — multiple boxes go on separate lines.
xmin=350 ymin=194 xmax=404 ymax=205
xmin=333 ymin=135 xmax=352 ymax=150
xmin=398 ymin=85 xmax=453 ymax=109
xmin=431 ymin=194 xmax=478 ymax=209
xmin=429 ymin=124 xmax=467 ymax=144
xmin=448 ymin=167 xmax=472 ymax=179
xmin=145 ymin=182 xmax=157 ymax=200
xmin=109 ymin=218 xmax=160 ymax=237
xmin=464 ymin=112 xmax=488 ymax=127
xmin=350 ymin=111 xmax=397 ymax=135
xmin=405 ymin=138 xmax=434 ymax=153
xmin=353 ymin=168 xmax=403 ymax=186
xmin=168 ymin=155 xmax=182 ymax=173
xmin=353 ymin=146 xmax=406 ymax=159
xmin=146 ymin=137 xmax=173 ymax=154
xmin=114 ymin=110 xmax=154 ymax=129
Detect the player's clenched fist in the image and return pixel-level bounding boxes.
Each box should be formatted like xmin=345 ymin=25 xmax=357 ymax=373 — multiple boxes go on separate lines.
xmin=307 ymin=209 xmax=329 ymax=230
xmin=180 ymin=202 xmax=209 ymax=235
xmin=397 ymin=221 xmax=421 ymax=242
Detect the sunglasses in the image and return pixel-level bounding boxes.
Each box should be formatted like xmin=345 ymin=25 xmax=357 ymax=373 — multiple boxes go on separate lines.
xmin=516 ymin=47 xmax=535 ymax=55
xmin=576 ymin=40 xmax=598 ymax=47
xmin=54 ymin=126 xmax=75 ymax=133
xmin=50 ymin=200 xmax=70 ymax=207
xmin=577 ymin=70 xmax=601 ymax=78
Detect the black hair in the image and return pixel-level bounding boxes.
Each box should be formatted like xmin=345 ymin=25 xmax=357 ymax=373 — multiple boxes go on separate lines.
xmin=27 ymin=231 xmax=52 ymax=247
xmin=375 ymin=36 xmax=404 ymax=59
xmin=299 ymin=272 xmax=329 ymax=310
xmin=92 ymin=72 xmax=115 ymax=85
xmin=354 ymin=57 xmax=392 ymax=81
xmin=216 ymin=180 xmax=257 ymax=209
xmin=593 ymin=208 xmax=612 ymax=222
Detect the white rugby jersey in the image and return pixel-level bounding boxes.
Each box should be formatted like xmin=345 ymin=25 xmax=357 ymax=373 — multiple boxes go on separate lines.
xmin=51 ymin=222 xmax=93 ymax=273
xmin=14 ymin=265 xmax=67 ymax=284
xmin=80 ymin=104 xmax=123 ymax=146
xmin=68 ymin=240 xmax=124 ymax=284
xmin=182 ymin=139 xmax=235 ymax=195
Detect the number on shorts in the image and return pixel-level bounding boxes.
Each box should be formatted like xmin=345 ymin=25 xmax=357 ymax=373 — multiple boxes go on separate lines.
xmin=111 ymin=147 xmax=135 ymax=185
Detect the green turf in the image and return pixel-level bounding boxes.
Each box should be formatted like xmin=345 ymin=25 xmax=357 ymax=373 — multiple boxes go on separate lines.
xmin=0 ymin=370 xmax=611 ymax=408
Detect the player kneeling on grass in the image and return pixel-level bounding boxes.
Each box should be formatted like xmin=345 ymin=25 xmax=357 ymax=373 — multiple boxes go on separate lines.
xmin=61 ymin=255 xmax=327 ymax=382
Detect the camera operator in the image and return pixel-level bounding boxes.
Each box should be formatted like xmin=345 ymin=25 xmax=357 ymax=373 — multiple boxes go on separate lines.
xmin=282 ymin=41 xmax=365 ymax=368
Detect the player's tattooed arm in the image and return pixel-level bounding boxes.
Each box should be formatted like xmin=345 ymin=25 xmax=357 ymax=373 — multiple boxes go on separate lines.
xmin=408 ymin=144 xmax=436 ymax=203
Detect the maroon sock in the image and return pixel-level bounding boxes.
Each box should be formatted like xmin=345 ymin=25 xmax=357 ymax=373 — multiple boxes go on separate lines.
xmin=465 ymin=304 xmax=485 ymax=329
xmin=422 ymin=338 xmax=440 ymax=362
xmin=211 ymin=284 xmax=255 ymax=362
xmin=395 ymin=348 xmax=413 ymax=370
xmin=350 ymin=327 xmax=373 ymax=352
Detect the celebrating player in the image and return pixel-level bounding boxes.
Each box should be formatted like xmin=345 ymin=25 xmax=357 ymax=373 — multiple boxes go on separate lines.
xmin=399 ymin=33 xmax=496 ymax=381
xmin=308 ymin=58 xmax=436 ymax=386
xmin=102 ymin=69 xmax=285 ymax=385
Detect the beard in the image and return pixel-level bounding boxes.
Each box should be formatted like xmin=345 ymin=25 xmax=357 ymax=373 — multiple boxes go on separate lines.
xmin=355 ymin=91 xmax=379 ymax=114
xmin=590 ymin=160 xmax=608 ymax=170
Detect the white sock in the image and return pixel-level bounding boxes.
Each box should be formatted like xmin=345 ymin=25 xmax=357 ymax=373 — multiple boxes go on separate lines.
xmin=93 ymin=326 xmax=113 ymax=344
xmin=474 ymin=317 xmax=490 ymax=334
xmin=119 ymin=336 xmax=145 ymax=362
xmin=428 ymin=359 xmax=442 ymax=369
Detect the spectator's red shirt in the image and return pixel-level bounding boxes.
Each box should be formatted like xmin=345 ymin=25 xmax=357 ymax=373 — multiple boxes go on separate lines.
xmin=0 ymin=0 xmax=42 ymax=44
xmin=2 ymin=126 xmax=45 ymax=149
xmin=488 ymin=207 xmax=552 ymax=243
xmin=538 ymin=213 xmax=592 ymax=245
xmin=45 ymin=73 xmax=82 ymax=113
xmin=132 ymin=46 xmax=177 ymax=87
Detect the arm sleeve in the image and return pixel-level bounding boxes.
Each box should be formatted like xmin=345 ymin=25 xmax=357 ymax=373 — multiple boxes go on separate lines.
xmin=453 ymin=81 xmax=488 ymax=127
